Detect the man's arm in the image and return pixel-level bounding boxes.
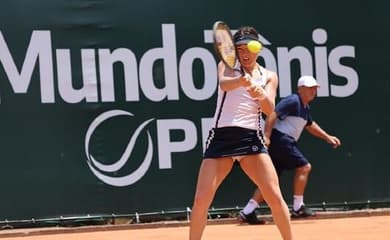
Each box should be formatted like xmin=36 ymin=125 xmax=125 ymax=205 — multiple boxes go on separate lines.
xmin=305 ymin=121 xmax=341 ymax=148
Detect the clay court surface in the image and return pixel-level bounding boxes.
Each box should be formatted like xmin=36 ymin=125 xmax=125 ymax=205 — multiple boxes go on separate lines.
xmin=0 ymin=213 xmax=389 ymax=240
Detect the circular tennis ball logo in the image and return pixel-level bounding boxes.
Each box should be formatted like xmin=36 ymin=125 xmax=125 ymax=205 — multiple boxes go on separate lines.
xmin=247 ymin=40 xmax=262 ymax=53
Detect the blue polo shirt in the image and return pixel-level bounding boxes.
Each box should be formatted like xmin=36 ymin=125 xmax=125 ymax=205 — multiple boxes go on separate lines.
xmin=273 ymin=94 xmax=313 ymax=141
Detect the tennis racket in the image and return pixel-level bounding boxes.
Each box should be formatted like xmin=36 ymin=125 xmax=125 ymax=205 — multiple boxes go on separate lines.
xmin=212 ymin=21 xmax=238 ymax=70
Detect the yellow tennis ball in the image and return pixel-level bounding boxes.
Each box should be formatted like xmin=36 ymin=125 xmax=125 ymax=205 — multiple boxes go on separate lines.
xmin=247 ymin=40 xmax=262 ymax=53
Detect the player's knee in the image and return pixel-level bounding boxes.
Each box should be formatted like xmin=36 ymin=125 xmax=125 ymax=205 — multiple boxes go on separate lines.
xmin=266 ymin=193 xmax=286 ymax=209
xmin=262 ymin=188 xmax=285 ymax=209
xmin=296 ymin=163 xmax=311 ymax=175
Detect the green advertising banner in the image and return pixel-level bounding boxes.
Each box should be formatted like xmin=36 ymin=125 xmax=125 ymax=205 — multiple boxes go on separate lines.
xmin=0 ymin=0 xmax=389 ymax=220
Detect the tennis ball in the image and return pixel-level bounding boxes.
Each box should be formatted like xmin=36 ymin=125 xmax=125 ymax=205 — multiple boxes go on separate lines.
xmin=247 ymin=40 xmax=262 ymax=53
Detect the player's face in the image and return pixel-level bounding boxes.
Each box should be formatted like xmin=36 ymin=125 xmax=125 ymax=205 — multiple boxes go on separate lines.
xmin=236 ymin=44 xmax=258 ymax=68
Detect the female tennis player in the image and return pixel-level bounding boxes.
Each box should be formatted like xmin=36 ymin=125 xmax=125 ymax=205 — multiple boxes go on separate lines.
xmin=189 ymin=26 xmax=294 ymax=240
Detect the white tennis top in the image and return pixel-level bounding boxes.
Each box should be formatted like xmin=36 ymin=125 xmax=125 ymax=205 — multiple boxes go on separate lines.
xmin=211 ymin=65 xmax=268 ymax=130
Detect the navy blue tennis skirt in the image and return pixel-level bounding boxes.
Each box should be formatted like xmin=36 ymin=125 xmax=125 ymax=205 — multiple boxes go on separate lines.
xmin=203 ymin=126 xmax=268 ymax=159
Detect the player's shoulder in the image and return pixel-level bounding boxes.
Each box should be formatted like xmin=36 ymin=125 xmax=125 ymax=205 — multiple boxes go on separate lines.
xmin=217 ymin=61 xmax=230 ymax=73
xmin=259 ymin=65 xmax=277 ymax=78
xmin=267 ymin=70 xmax=278 ymax=83
xmin=217 ymin=60 xmax=225 ymax=69
xmin=263 ymin=67 xmax=277 ymax=75
xmin=260 ymin=66 xmax=278 ymax=86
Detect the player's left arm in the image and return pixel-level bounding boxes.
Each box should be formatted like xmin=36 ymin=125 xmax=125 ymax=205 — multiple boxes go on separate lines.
xmin=305 ymin=121 xmax=341 ymax=148
xmin=258 ymin=70 xmax=279 ymax=116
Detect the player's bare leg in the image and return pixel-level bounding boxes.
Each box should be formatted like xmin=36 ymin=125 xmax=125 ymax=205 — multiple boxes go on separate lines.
xmin=240 ymin=154 xmax=294 ymax=240
xmin=189 ymin=157 xmax=234 ymax=240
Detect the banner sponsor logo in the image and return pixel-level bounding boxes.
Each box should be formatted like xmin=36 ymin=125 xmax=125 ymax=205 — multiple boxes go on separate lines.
xmin=85 ymin=110 xmax=154 ymax=186
xmin=0 ymin=24 xmax=358 ymax=104
xmin=85 ymin=109 xmax=213 ymax=186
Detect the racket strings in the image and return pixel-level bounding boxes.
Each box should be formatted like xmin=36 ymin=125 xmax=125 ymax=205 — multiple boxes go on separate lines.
xmin=213 ymin=21 xmax=237 ymax=69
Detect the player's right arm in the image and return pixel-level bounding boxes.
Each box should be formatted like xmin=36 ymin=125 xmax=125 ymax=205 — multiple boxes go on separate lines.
xmin=218 ymin=61 xmax=250 ymax=91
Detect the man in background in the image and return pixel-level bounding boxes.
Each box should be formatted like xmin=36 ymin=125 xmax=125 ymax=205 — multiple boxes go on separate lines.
xmin=240 ymin=76 xmax=341 ymax=224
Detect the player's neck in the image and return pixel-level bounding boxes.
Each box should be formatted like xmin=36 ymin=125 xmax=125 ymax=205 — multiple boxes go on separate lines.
xmin=242 ymin=64 xmax=257 ymax=75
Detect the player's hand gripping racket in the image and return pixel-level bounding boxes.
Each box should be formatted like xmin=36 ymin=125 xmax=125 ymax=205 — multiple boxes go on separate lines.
xmin=212 ymin=21 xmax=238 ymax=70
